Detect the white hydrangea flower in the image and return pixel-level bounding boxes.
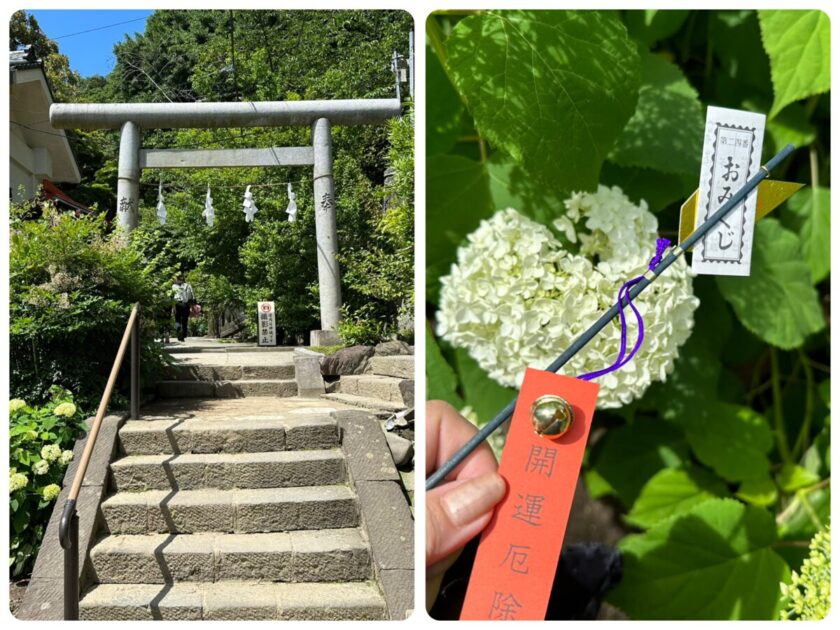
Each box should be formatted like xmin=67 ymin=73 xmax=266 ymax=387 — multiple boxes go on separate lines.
xmin=41 ymin=483 xmax=61 ymax=502
xmin=41 ymin=444 xmax=61 ymax=462
xmin=437 ymin=186 xmax=699 ymax=408
xmin=60 ymin=450 xmax=74 ymax=465
xmin=53 ymin=402 xmax=77 ymax=418
xmin=33 ymin=459 xmax=49 ymax=476
xmin=9 ymin=472 xmax=28 ymax=493
xmin=9 ymin=399 xmax=26 ymax=414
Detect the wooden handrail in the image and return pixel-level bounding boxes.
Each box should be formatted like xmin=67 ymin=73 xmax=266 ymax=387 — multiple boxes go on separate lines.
xmin=59 ymin=302 xmax=140 ymax=619
xmin=67 ymin=303 xmax=139 ymax=505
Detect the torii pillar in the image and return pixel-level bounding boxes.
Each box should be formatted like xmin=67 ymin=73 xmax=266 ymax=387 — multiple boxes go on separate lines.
xmin=49 ymin=98 xmax=401 ymax=345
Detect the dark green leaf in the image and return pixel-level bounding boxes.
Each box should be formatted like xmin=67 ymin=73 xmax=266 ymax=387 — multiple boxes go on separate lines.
xmin=623 ymin=10 xmax=690 ymax=46
xmin=426 ymin=323 xmax=464 ymax=409
xmin=454 ymin=348 xmax=517 ymax=425
xmin=626 ymin=466 xmax=729 ymax=529
xmin=426 ymin=155 xmax=493 ymax=304
xmin=588 ymin=419 xmax=689 ymax=507
xmin=610 ymin=499 xmax=790 ymax=619
xmin=782 ymin=187 xmax=830 ymax=284
xmin=426 ymin=45 xmax=465 ymax=156
xmin=446 ymin=10 xmax=641 ymax=194
xmin=683 ymin=401 xmax=773 ymax=482
xmin=717 ymin=219 xmax=825 ymax=350
xmin=609 ymin=49 xmax=704 ymax=175
xmin=600 ymin=161 xmax=691 ymax=213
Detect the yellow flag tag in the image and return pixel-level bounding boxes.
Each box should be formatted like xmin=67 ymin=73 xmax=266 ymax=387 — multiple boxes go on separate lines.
xmin=678 ymin=180 xmax=804 ymax=249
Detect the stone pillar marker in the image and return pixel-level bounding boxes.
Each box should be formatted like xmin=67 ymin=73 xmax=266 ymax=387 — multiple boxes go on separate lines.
xmin=116 ymin=121 xmax=141 ymax=231
xmin=311 ymin=117 xmax=342 ymax=346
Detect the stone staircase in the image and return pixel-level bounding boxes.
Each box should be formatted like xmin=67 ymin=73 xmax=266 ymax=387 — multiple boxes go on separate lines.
xmin=157 ymin=353 xmax=298 ymax=399
xmin=78 ymin=407 xmax=387 ymax=620
xmin=324 ymin=355 xmax=414 ymax=414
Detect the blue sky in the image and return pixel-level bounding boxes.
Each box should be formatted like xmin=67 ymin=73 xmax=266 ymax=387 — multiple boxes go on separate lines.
xmin=28 ymin=10 xmax=153 ymax=77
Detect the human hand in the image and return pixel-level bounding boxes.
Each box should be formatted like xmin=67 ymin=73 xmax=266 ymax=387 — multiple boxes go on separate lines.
xmin=426 ymin=400 xmax=506 ymax=601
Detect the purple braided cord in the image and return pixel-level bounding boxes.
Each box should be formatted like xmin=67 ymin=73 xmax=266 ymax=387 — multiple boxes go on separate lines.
xmin=578 ymin=238 xmax=670 ymax=382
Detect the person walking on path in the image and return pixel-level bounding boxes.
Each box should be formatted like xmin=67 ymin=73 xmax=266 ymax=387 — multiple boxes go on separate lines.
xmin=172 ymin=274 xmax=196 ymax=342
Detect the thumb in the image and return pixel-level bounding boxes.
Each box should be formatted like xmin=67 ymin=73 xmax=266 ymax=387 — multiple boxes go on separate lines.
xmin=426 ymin=472 xmax=506 ymax=569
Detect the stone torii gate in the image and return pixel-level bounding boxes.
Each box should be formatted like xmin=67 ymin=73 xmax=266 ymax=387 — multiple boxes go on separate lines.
xmin=49 ymin=98 xmax=401 ymax=345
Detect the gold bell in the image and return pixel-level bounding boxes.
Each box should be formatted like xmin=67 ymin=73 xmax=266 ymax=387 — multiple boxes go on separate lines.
xmin=530 ymin=394 xmax=574 ymax=439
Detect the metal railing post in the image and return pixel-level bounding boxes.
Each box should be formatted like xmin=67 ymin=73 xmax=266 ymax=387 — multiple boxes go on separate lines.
xmin=59 ymin=501 xmax=79 ymax=620
xmin=130 ymin=307 xmax=140 ymax=420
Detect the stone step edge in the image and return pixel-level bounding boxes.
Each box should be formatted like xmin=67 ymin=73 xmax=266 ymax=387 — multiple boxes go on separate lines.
xmin=117 ymin=416 xmax=338 ymax=455
xmin=89 ymin=529 xmax=371 ymax=584
xmin=78 ymin=580 xmax=387 ymax=621
xmin=322 ymin=392 xmax=405 ymax=413
xmin=109 ymin=449 xmax=347 ymax=491
xmin=100 ymin=485 xmax=359 ymax=534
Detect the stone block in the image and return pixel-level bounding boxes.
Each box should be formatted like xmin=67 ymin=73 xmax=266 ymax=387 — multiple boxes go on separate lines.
xmin=203 ymin=583 xmax=277 ymax=620
xmin=294 ymin=347 xmax=326 ymax=397
xmin=355 ymin=480 xmax=414 ymax=570
xmin=283 ymin=415 xmax=338 ymax=450
xmin=215 ymin=532 xmax=293 ymax=582
xmin=379 ymin=568 xmax=414 ymax=620
xmin=367 ymin=355 xmax=415 ymax=379
xmin=290 ymin=529 xmax=370 ymax=581
xmin=276 ymin=583 xmax=386 ymax=620
xmin=336 ymin=410 xmax=400 ymax=482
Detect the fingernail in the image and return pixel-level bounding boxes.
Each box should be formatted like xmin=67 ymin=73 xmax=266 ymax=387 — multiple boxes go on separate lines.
xmin=441 ymin=473 xmax=506 ymax=526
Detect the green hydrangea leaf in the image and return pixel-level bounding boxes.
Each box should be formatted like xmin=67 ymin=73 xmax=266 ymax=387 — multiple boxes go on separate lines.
xmin=626 ymin=466 xmax=729 ymax=529
xmin=623 ymin=10 xmax=690 ymax=46
xmin=453 ymin=348 xmax=517 ymax=425
xmin=736 ymin=476 xmax=779 ymax=507
xmin=426 ymin=45 xmax=465 ymax=157
xmin=758 ymin=10 xmax=830 ymax=118
xmin=610 ymin=498 xmax=791 ymax=619
xmin=717 ymin=219 xmax=825 ymax=350
xmin=683 ymin=401 xmax=773 ymax=482
xmin=426 ymin=324 xmax=463 ymax=409
xmin=777 ymin=487 xmax=830 ymax=541
xmin=600 ymin=161 xmax=692 ymax=213
xmin=782 ymin=187 xmax=830 ymax=284
xmin=426 ymin=155 xmax=493 ymax=304
xmin=588 ymin=420 xmax=689 ymax=507
xmin=776 ymin=463 xmax=821 ymax=494
xmin=609 ymin=49 xmax=704 ymax=175
xmin=766 ymin=102 xmax=817 ymax=153
xmin=446 ymin=10 xmax=641 ymax=194
xmin=486 ymin=153 xmax=565 ymax=225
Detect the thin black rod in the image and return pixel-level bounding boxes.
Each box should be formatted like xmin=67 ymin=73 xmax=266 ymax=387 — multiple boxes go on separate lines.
xmin=427 ymin=144 xmax=795 ymax=490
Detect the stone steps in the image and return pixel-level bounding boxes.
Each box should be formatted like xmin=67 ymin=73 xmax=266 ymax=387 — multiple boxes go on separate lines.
xmin=167 ymin=364 xmax=296 ymax=381
xmin=157 ymin=379 xmax=298 ymax=399
xmin=110 ymin=449 xmax=346 ymax=491
xmin=366 ymin=355 xmax=414 ymax=379
xmin=321 ymin=393 xmax=406 ymax=414
xmin=339 ymin=374 xmax=412 ymax=405
xmin=101 ymin=486 xmax=359 ymax=535
xmin=118 ymin=415 xmax=337 ymax=455
xmin=79 ymin=581 xmax=387 ymax=620
xmin=90 ymin=529 xmax=371 ymax=584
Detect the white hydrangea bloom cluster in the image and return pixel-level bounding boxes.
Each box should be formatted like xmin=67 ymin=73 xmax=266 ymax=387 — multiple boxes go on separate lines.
xmin=437 ymin=186 xmax=699 ymax=408
xmin=41 ymin=444 xmax=61 ymax=462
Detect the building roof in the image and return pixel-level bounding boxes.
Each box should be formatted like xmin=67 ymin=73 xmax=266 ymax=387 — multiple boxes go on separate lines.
xmin=9 ymin=46 xmax=81 ymax=184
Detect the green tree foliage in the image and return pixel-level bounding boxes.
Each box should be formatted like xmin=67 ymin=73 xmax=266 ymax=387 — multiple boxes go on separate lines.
xmin=426 ymin=9 xmax=829 ymax=619
xmin=9 ymin=200 xmax=170 ymax=412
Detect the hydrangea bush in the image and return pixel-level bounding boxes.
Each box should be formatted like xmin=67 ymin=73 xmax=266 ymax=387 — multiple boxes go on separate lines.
xmin=9 ymin=387 xmax=84 ymax=577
